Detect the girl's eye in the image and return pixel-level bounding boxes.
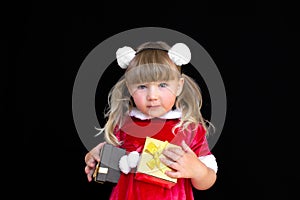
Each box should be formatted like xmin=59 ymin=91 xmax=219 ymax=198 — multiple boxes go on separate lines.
xmin=137 ymin=85 xmax=146 ymax=90
xmin=159 ymin=83 xmax=167 ymax=87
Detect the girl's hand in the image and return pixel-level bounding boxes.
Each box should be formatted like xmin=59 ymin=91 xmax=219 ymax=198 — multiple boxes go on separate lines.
xmin=84 ymin=142 xmax=106 ymax=182
xmin=161 ymin=141 xmax=206 ymax=179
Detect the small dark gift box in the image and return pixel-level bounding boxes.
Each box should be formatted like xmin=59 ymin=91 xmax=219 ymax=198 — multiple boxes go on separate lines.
xmin=93 ymin=143 xmax=126 ymax=184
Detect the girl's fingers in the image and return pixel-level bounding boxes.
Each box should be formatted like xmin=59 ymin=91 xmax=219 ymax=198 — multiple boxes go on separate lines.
xmin=181 ymin=140 xmax=192 ymax=153
xmin=84 ymin=142 xmax=106 ymax=182
xmin=163 ymin=148 xmax=182 ymax=162
xmin=85 ymin=165 xmax=95 ymax=182
xmin=166 ymin=147 xmax=185 ymax=156
xmin=163 ymin=141 xmax=192 ymax=161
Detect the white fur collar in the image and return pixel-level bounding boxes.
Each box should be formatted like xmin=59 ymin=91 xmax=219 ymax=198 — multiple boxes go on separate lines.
xmin=129 ymin=108 xmax=182 ymax=120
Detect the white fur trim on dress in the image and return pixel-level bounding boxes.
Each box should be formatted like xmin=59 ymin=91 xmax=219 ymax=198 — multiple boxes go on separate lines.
xmin=129 ymin=108 xmax=182 ymax=120
xmin=199 ymin=154 xmax=218 ymax=173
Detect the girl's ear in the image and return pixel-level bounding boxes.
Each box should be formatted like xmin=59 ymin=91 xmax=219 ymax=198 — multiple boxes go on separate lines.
xmin=176 ymin=78 xmax=184 ymax=96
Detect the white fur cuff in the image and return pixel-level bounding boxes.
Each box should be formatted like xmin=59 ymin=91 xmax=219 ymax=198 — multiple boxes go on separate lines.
xmin=119 ymin=151 xmax=140 ymax=174
xmin=199 ymin=154 xmax=218 ymax=173
xmin=119 ymin=155 xmax=131 ymax=174
xmin=127 ymin=151 xmax=139 ymax=168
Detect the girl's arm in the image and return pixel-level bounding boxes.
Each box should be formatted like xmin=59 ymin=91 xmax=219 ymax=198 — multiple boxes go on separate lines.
xmin=161 ymin=141 xmax=217 ymax=190
xmin=189 ymin=158 xmax=217 ymax=190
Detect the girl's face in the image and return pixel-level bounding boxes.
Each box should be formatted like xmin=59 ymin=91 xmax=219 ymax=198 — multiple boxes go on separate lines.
xmin=128 ymin=78 xmax=184 ymax=118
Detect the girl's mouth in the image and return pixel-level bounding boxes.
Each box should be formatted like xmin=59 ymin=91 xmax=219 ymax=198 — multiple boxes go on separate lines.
xmin=147 ymin=105 xmax=160 ymax=109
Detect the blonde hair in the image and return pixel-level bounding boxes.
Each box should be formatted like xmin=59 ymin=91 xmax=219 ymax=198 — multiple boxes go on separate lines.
xmin=98 ymin=41 xmax=211 ymax=146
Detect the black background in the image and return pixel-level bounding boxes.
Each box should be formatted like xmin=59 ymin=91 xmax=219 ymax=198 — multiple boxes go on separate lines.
xmin=20 ymin=1 xmax=299 ymax=199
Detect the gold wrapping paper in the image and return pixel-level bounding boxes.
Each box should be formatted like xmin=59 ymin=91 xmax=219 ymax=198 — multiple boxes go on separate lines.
xmin=136 ymin=137 xmax=178 ymax=184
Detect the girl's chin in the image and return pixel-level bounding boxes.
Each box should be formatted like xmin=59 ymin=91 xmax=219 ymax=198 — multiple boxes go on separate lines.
xmin=146 ymin=109 xmax=167 ymax=118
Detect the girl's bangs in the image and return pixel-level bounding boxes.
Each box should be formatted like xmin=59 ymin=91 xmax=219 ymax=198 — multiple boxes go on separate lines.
xmin=125 ymin=64 xmax=180 ymax=85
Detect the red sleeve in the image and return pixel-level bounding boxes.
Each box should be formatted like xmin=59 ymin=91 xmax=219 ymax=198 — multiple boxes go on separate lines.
xmin=114 ymin=126 xmax=125 ymax=146
xmin=189 ymin=125 xmax=212 ymax=157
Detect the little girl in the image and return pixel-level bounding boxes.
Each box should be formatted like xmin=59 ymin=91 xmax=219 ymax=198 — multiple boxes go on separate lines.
xmin=85 ymin=41 xmax=218 ymax=200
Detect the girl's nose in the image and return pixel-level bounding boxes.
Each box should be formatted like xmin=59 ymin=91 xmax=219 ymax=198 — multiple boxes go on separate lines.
xmin=147 ymin=86 xmax=159 ymax=100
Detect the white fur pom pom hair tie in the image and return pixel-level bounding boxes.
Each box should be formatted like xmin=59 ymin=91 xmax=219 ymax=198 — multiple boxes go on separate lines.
xmin=168 ymin=43 xmax=191 ymax=66
xmin=115 ymin=42 xmax=191 ymax=69
xmin=116 ymin=46 xmax=136 ymax=69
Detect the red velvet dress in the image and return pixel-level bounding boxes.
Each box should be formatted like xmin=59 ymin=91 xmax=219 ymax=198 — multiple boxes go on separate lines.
xmin=109 ymin=116 xmax=212 ymax=200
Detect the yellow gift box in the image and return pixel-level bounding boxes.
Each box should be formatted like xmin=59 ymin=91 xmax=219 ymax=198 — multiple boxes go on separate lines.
xmin=135 ymin=137 xmax=178 ymax=189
